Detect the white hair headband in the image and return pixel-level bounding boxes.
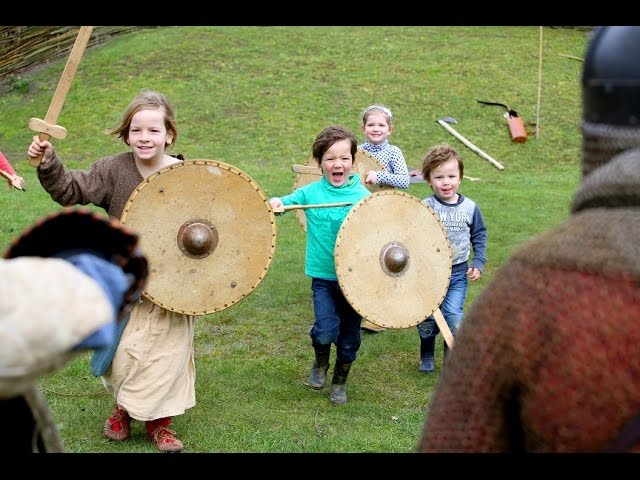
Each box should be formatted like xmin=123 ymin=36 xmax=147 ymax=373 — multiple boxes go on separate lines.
xmin=362 ymin=105 xmax=393 ymax=121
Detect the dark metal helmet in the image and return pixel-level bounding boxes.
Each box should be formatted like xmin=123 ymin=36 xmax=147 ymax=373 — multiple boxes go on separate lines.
xmin=581 ymin=26 xmax=640 ymax=177
xmin=583 ymin=26 xmax=640 ymax=126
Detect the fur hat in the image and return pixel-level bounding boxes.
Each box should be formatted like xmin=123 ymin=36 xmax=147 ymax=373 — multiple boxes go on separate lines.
xmin=4 ymin=207 xmax=148 ymax=319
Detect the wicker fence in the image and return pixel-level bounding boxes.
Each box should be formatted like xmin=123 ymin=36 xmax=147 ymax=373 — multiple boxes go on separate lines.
xmin=0 ymin=26 xmax=155 ymax=79
xmin=0 ymin=26 xmax=592 ymax=82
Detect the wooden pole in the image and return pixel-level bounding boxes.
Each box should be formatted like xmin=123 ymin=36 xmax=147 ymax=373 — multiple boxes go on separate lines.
xmin=536 ymin=26 xmax=544 ymax=140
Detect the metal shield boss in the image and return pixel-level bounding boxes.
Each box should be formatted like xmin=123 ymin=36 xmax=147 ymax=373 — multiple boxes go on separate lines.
xmin=121 ymin=160 xmax=276 ymax=316
xmin=335 ymin=190 xmax=452 ymax=329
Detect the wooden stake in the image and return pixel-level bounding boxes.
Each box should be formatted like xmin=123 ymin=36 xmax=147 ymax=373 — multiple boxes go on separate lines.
xmin=536 ymin=26 xmax=544 ymax=140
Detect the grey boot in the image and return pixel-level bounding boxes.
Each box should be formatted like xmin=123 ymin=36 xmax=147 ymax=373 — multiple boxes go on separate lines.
xmin=419 ymin=337 xmax=436 ymax=373
xmin=305 ymin=344 xmax=331 ymax=389
xmin=329 ymin=361 xmax=352 ymax=405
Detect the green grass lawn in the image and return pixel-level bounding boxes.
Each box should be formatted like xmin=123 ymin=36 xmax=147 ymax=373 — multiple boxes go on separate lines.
xmin=0 ymin=26 xmax=589 ymax=452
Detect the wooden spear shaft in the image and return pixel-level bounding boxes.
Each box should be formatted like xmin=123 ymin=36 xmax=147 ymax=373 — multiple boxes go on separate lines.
xmin=272 ymin=202 xmax=352 ymax=214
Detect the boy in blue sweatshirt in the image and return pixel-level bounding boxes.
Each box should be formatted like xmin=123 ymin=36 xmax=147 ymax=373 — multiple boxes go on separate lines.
xmin=417 ymin=144 xmax=487 ymax=373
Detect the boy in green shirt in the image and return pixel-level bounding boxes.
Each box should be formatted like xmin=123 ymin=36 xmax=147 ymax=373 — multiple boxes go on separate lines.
xmin=270 ymin=125 xmax=370 ymax=405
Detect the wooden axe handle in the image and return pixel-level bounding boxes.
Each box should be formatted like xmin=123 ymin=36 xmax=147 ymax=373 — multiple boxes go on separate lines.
xmin=437 ymin=119 xmax=505 ymax=171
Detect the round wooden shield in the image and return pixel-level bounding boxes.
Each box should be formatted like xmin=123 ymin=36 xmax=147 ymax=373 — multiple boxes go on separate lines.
xmin=121 ymin=160 xmax=276 ymax=316
xmin=335 ymin=190 xmax=452 ymax=329
xmin=292 ymin=148 xmax=393 ymax=232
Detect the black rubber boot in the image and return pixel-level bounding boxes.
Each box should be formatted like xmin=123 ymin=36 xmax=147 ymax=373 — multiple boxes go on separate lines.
xmin=305 ymin=344 xmax=331 ymax=389
xmin=419 ymin=337 xmax=436 ymax=373
xmin=329 ymin=361 xmax=352 ymax=405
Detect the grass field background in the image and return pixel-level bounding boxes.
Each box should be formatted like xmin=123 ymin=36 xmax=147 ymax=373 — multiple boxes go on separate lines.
xmin=0 ymin=26 xmax=590 ymax=452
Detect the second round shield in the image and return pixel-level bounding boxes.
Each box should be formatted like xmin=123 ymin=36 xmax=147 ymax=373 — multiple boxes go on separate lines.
xmin=335 ymin=190 xmax=452 ymax=329
xmin=293 ymin=148 xmax=393 ymax=232
xmin=121 ymin=160 xmax=276 ymax=316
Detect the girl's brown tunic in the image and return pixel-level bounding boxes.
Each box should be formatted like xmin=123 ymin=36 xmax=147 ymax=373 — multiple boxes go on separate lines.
xmin=38 ymin=151 xmax=195 ymax=420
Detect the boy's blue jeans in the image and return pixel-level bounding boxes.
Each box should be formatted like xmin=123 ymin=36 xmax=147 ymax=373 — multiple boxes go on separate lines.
xmin=417 ymin=266 xmax=468 ymax=340
xmin=310 ymin=278 xmax=362 ymax=364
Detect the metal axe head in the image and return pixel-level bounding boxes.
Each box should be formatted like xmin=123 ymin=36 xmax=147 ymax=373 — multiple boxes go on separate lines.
xmin=438 ymin=116 xmax=458 ymax=124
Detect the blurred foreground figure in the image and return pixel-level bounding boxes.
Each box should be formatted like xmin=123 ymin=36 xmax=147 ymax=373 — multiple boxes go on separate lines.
xmin=418 ymin=26 xmax=640 ymax=452
xmin=1 ymin=208 xmax=147 ymax=452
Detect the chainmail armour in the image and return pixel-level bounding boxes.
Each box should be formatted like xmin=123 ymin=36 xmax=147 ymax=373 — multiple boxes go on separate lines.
xmin=417 ymin=124 xmax=640 ymax=452
xmin=581 ymin=122 xmax=640 ymax=176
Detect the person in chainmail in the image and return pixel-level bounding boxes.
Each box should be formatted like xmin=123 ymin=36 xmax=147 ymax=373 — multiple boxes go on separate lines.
xmin=418 ymin=26 xmax=640 ymax=452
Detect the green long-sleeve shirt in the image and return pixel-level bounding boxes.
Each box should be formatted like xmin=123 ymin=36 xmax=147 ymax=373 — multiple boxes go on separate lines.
xmin=279 ymin=175 xmax=370 ymax=280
